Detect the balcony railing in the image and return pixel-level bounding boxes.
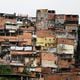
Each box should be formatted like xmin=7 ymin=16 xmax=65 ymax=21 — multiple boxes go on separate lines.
xmin=10 ymin=61 xmax=24 ymax=66
xmin=0 ymin=36 xmax=18 ymax=41
xmin=66 ymin=34 xmax=76 ymax=39
xmin=0 ymin=36 xmax=32 ymax=42
xmin=10 ymin=51 xmax=33 ymax=55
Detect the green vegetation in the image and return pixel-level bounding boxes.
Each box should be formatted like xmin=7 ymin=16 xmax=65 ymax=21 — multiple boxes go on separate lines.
xmin=0 ymin=65 xmax=12 ymax=74
xmin=0 ymin=65 xmax=17 ymax=80
xmin=0 ymin=77 xmax=17 ymax=80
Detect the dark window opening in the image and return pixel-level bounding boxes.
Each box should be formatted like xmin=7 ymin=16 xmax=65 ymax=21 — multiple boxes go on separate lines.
xmin=35 ymin=46 xmax=41 ymax=50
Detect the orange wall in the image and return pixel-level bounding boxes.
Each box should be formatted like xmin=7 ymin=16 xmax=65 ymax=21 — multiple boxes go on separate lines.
xmin=45 ymin=73 xmax=80 ymax=80
xmin=0 ymin=17 xmax=16 ymax=26
xmin=57 ymin=38 xmax=74 ymax=45
xmin=41 ymin=52 xmax=57 ymax=61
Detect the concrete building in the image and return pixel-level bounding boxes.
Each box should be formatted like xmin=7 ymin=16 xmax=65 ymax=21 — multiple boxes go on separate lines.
xmin=36 ymin=30 xmax=57 ymax=50
xmin=36 ymin=9 xmax=55 ymax=30
xmin=0 ymin=10 xmax=79 ymax=80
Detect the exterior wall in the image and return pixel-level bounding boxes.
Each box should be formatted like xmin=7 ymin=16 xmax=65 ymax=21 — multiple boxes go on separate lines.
xmin=25 ymin=67 xmax=41 ymax=72
xmin=19 ymin=32 xmax=32 ymax=45
xmin=10 ymin=51 xmax=33 ymax=55
xmin=36 ymin=30 xmax=56 ymax=49
xmin=64 ymin=15 xmax=79 ymax=22
xmin=20 ymin=26 xmax=35 ymax=32
xmin=57 ymin=44 xmax=74 ymax=54
xmin=48 ymin=10 xmax=55 ymax=20
xmin=56 ymin=32 xmax=66 ymax=38
xmin=57 ymin=38 xmax=74 ymax=45
xmin=57 ymin=38 xmax=75 ymax=69
xmin=58 ymin=59 xmax=74 ymax=68
xmin=36 ymin=9 xmax=48 ymax=30
xmin=0 ymin=32 xmax=32 ymax=45
xmin=47 ymin=10 xmax=55 ymax=29
xmin=22 ymin=32 xmax=32 ymax=39
xmin=65 ymin=24 xmax=77 ymax=32
xmin=41 ymin=52 xmax=57 ymax=61
xmin=36 ymin=9 xmax=55 ymax=30
xmin=41 ymin=52 xmax=57 ymax=68
xmin=10 ymin=46 xmax=33 ymax=51
xmin=0 ymin=11 xmax=79 ymax=79
xmin=5 ymin=24 xmax=19 ymax=30
xmin=0 ymin=17 xmax=5 ymax=26
xmin=45 ymin=36 xmax=57 ymax=48
xmin=36 ymin=37 xmax=45 ymax=47
xmin=36 ymin=36 xmax=57 ymax=49
xmin=42 ymin=67 xmax=52 ymax=74
xmin=0 ymin=16 xmax=16 ymax=26
xmin=11 ymin=66 xmax=24 ymax=73
xmin=55 ymin=14 xmax=65 ymax=24
xmin=45 ymin=72 xmax=80 ymax=80
xmin=0 ymin=36 xmax=18 ymax=42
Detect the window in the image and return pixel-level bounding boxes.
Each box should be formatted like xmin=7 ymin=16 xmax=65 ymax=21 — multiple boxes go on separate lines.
xmin=0 ymin=33 xmax=5 ymax=36
xmin=47 ymin=43 xmax=51 ymax=47
xmin=6 ymin=33 xmax=10 ymax=36
xmin=53 ymin=38 xmax=55 ymax=40
xmin=62 ymin=40 xmax=65 ymax=42
xmin=11 ymin=33 xmax=16 ymax=36
xmin=49 ymin=39 xmax=51 ymax=41
xmin=54 ymin=61 xmax=57 ymax=65
xmin=35 ymin=46 xmax=41 ymax=50
xmin=45 ymin=44 xmax=47 ymax=46
xmin=66 ymin=77 xmax=72 ymax=80
xmin=68 ymin=59 xmax=72 ymax=62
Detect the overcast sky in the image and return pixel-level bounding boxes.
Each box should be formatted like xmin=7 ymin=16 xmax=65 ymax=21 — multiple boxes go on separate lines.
xmin=0 ymin=0 xmax=79 ymax=19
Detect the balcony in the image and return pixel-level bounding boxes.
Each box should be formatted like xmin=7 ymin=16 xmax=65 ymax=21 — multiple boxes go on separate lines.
xmin=25 ymin=67 xmax=41 ymax=72
xmin=0 ymin=35 xmax=32 ymax=44
xmin=56 ymin=33 xmax=66 ymax=38
xmin=0 ymin=36 xmax=18 ymax=42
xmin=42 ymin=60 xmax=58 ymax=68
xmin=64 ymin=15 xmax=79 ymax=24
xmin=10 ymin=45 xmax=33 ymax=50
xmin=65 ymin=21 xmax=78 ymax=24
xmin=67 ymin=34 xmax=76 ymax=39
xmin=58 ymin=59 xmax=73 ymax=69
xmin=48 ymin=48 xmax=57 ymax=53
xmin=55 ymin=29 xmax=65 ymax=33
xmin=5 ymin=23 xmax=19 ymax=30
xmin=59 ymin=54 xmax=73 ymax=59
xmin=65 ymin=25 xmax=78 ymax=33
xmin=10 ymin=61 xmax=24 ymax=66
xmin=10 ymin=51 xmax=33 ymax=55
xmin=57 ymin=44 xmax=74 ymax=54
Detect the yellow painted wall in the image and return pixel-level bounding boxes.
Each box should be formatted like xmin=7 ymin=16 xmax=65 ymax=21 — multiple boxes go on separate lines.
xmin=36 ymin=37 xmax=56 ymax=48
xmin=45 ymin=37 xmax=56 ymax=44
xmin=36 ymin=37 xmax=45 ymax=46
xmin=45 ymin=37 xmax=56 ymax=47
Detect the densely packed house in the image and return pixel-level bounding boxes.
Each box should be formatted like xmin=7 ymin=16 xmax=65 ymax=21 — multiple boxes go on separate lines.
xmin=0 ymin=9 xmax=79 ymax=80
